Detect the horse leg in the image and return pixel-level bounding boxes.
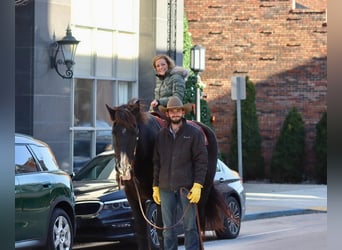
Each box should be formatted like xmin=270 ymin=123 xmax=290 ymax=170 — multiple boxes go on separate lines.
xmin=125 ymin=185 xmax=150 ymax=250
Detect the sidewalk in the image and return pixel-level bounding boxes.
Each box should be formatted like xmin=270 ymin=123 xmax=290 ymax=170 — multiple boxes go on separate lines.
xmin=242 ymin=182 xmax=327 ymax=221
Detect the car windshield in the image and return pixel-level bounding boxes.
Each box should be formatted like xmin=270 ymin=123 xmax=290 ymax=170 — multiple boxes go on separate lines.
xmin=73 ymin=154 xmax=117 ymax=181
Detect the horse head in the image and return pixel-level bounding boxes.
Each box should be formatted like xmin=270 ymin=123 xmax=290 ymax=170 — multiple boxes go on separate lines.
xmin=106 ymin=99 xmax=141 ymax=182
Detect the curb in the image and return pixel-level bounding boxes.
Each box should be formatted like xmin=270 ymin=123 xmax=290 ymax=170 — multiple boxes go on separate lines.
xmin=243 ymin=208 xmax=327 ymax=221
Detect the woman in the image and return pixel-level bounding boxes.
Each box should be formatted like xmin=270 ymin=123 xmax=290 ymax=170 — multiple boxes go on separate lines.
xmin=150 ymin=54 xmax=188 ymax=111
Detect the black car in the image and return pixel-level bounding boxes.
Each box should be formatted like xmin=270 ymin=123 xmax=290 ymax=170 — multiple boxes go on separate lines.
xmin=73 ymin=150 xmax=245 ymax=248
xmin=15 ymin=133 xmax=76 ymax=250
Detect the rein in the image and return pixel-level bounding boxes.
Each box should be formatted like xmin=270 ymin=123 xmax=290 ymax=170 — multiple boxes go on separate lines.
xmin=132 ymin=175 xmax=190 ymax=231
xmin=132 ymin=177 xmax=204 ymax=249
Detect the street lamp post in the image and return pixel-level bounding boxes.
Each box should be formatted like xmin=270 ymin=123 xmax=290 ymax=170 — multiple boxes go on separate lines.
xmin=190 ymin=45 xmax=206 ymax=122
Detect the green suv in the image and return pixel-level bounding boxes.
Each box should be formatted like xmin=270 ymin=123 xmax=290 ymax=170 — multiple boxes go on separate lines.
xmin=15 ymin=133 xmax=75 ymax=250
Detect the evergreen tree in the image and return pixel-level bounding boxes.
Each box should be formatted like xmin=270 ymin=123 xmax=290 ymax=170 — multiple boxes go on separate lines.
xmin=270 ymin=107 xmax=305 ymax=183
xmin=183 ymin=14 xmax=191 ymax=70
xmin=313 ymin=111 xmax=327 ymax=184
xmin=228 ymin=77 xmax=264 ymax=180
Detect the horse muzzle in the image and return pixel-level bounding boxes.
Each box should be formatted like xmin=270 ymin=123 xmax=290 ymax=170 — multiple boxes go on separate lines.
xmin=120 ymin=168 xmax=132 ymax=181
xmin=115 ymin=152 xmax=134 ymax=181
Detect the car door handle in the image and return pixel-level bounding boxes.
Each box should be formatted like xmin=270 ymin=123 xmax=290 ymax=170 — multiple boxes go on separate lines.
xmin=219 ymin=178 xmax=225 ymax=183
xmin=42 ymin=183 xmax=52 ymax=188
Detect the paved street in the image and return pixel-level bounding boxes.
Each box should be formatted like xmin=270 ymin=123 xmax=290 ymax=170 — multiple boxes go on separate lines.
xmin=243 ymin=182 xmax=327 ymax=220
xmin=73 ymin=182 xmax=327 ymax=249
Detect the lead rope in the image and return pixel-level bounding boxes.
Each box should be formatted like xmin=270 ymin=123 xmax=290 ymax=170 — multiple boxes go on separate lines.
xmin=195 ymin=204 xmax=204 ymax=250
xmin=133 ymin=176 xmax=205 ymax=248
xmin=133 ymin=176 xmax=190 ymax=230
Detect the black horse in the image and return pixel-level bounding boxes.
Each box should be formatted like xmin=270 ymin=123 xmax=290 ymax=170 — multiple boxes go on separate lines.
xmin=106 ymin=98 xmax=229 ymax=250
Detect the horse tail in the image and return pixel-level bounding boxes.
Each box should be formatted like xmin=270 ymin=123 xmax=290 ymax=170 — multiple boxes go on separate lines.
xmin=202 ymin=186 xmax=230 ymax=232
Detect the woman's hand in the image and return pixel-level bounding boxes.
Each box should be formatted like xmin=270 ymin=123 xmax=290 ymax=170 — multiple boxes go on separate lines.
xmin=150 ymin=99 xmax=159 ymax=108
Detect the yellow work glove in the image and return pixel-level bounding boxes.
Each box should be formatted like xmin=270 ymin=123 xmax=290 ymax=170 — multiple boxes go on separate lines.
xmin=152 ymin=186 xmax=161 ymax=205
xmin=187 ymin=183 xmax=203 ymax=203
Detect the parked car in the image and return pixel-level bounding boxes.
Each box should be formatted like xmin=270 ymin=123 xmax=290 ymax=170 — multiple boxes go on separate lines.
xmin=73 ymin=150 xmax=245 ymax=248
xmin=73 ymin=120 xmax=113 ymax=173
xmin=15 ymin=133 xmax=76 ymax=250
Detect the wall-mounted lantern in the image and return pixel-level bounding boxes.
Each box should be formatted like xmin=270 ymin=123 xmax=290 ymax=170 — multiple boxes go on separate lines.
xmin=50 ymin=26 xmax=80 ymax=79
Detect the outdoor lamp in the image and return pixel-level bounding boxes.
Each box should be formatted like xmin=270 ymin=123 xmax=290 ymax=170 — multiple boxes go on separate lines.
xmin=50 ymin=26 xmax=80 ymax=79
xmin=190 ymin=45 xmax=205 ymax=73
xmin=190 ymin=45 xmax=206 ymax=122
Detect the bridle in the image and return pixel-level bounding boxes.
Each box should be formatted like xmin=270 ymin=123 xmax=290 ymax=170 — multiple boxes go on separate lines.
xmin=113 ymin=122 xmax=139 ymax=189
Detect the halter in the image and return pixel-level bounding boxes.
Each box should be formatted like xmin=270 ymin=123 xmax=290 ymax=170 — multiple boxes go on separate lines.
xmin=113 ymin=122 xmax=139 ymax=188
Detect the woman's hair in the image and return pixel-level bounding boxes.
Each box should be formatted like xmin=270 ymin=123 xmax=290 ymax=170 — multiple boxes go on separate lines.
xmin=152 ymin=54 xmax=176 ymax=70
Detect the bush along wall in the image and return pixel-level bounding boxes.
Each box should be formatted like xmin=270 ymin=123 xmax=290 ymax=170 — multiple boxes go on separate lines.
xmin=229 ymin=77 xmax=264 ymax=180
xmin=270 ymin=107 xmax=305 ymax=183
xmin=314 ymin=111 xmax=327 ymax=184
xmin=183 ymin=13 xmax=191 ymax=70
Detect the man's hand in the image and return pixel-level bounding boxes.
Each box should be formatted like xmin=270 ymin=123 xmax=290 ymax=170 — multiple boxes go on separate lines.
xmin=187 ymin=183 xmax=203 ymax=203
xmin=152 ymin=186 xmax=161 ymax=205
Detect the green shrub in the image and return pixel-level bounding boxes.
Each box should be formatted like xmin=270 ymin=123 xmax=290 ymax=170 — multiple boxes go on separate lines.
xmin=313 ymin=111 xmax=327 ymax=184
xmin=183 ymin=14 xmax=191 ymax=70
xmin=270 ymin=107 xmax=305 ymax=183
xmin=229 ymin=77 xmax=264 ymax=180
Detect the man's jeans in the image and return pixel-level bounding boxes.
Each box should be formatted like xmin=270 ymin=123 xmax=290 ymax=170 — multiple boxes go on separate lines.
xmin=160 ymin=189 xmax=199 ymax=250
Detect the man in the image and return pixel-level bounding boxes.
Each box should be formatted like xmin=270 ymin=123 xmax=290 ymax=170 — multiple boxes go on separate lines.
xmin=152 ymin=96 xmax=208 ymax=250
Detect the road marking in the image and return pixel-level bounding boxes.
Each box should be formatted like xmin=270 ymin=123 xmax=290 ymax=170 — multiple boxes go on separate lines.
xmin=239 ymin=227 xmax=296 ymax=239
xmin=246 ymin=192 xmax=325 ymax=199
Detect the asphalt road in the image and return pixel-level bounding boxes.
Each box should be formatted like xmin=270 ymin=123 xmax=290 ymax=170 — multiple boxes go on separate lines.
xmin=73 ymin=213 xmax=327 ymax=250
xmin=73 ymin=183 xmax=327 ymax=250
xmin=181 ymin=213 xmax=327 ymax=250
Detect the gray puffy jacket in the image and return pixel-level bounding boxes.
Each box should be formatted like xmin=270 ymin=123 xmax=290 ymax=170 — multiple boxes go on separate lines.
xmin=154 ymin=66 xmax=189 ymax=107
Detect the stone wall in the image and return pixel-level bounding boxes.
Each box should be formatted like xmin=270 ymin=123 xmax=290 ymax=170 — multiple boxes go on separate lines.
xmin=185 ymin=0 xmax=327 ymax=178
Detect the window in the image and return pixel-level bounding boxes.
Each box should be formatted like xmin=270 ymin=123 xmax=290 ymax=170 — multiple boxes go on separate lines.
xmin=15 ymin=145 xmax=38 ymax=174
xmin=30 ymin=145 xmax=59 ymax=171
xmin=71 ymin=0 xmax=139 ymax=168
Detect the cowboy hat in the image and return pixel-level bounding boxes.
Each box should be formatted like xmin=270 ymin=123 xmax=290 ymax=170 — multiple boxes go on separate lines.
xmin=158 ymin=96 xmax=193 ymax=114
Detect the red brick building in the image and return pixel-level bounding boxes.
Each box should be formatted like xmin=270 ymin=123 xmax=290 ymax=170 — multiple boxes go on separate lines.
xmin=185 ymin=0 xmax=327 ymax=178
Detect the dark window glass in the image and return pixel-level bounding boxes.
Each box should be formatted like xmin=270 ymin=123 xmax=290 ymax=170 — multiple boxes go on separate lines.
xmin=30 ymin=145 xmax=59 ymax=171
xmin=15 ymin=145 xmax=38 ymax=174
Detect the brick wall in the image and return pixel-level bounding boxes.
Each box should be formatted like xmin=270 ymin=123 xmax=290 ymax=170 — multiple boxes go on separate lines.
xmin=185 ymin=0 xmax=327 ymax=178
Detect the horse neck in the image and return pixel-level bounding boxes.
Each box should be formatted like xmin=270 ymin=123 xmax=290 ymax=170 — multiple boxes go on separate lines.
xmin=135 ymin=115 xmax=161 ymax=156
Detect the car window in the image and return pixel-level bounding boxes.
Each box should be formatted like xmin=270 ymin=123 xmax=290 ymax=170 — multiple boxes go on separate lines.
xmin=15 ymin=145 xmax=39 ymax=174
xmin=74 ymin=155 xmax=116 ymax=181
xmin=30 ymin=145 xmax=59 ymax=171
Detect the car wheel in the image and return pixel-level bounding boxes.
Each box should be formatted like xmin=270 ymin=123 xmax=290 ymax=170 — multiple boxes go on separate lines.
xmin=215 ymin=195 xmax=241 ymax=239
xmin=46 ymin=208 xmax=73 ymax=250
xmin=146 ymin=202 xmax=161 ymax=250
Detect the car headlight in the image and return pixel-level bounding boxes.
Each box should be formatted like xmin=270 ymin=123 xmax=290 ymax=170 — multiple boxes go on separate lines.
xmin=103 ymin=198 xmax=131 ymax=210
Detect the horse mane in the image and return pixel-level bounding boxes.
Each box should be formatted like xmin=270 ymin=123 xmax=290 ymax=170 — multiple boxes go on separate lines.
xmin=109 ymin=98 xmax=150 ymax=128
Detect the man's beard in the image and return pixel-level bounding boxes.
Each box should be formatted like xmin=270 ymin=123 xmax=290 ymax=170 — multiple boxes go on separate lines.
xmin=170 ymin=116 xmax=182 ymax=124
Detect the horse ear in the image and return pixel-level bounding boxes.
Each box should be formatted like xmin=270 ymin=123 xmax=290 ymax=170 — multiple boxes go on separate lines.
xmin=128 ymin=98 xmax=140 ymax=115
xmin=128 ymin=98 xmax=140 ymax=106
xmin=106 ymin=104 xmax=116 ymax=121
